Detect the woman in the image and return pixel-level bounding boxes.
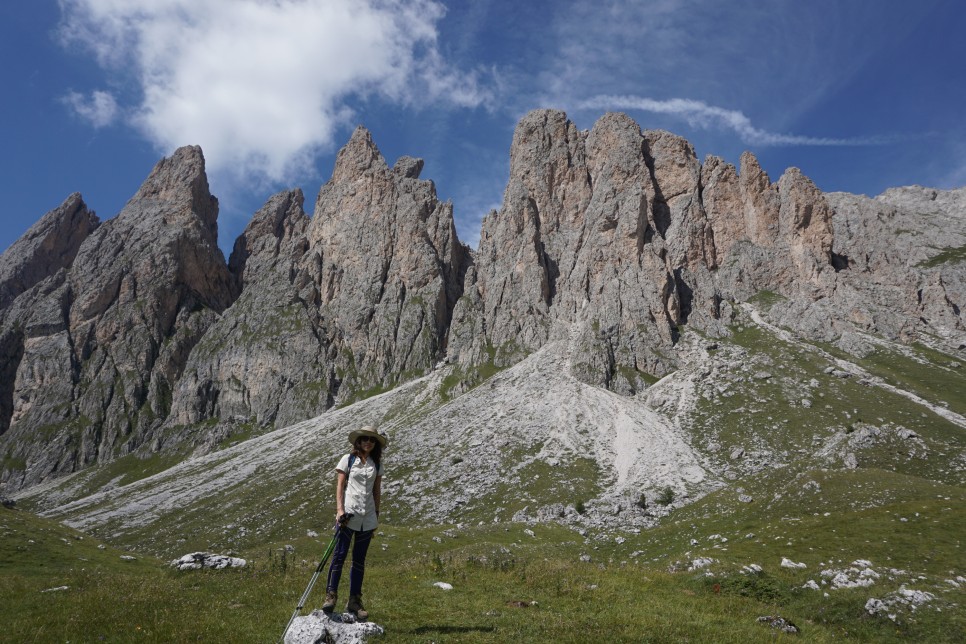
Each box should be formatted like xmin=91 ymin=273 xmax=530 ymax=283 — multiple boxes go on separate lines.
xmin=322 ymin=425 xmax=387 ymax=620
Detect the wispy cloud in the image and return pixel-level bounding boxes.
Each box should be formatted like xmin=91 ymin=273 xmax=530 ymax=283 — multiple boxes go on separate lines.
xmin=62 ymin=89 xmax=118 ymax=128
xmin=938 ymin=153 xmax=966 ymax=190
xmin=579 ymin=95 xmax=891 ymax=146
xmin=57 ymin=0 xmax=490 ymax=183
xmin=530 ymin=1 xmax=913 ymax=142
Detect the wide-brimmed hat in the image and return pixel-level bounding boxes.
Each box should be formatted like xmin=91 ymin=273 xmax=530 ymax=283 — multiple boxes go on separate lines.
xmin=348 ymin=425 xmax=387 ymax=447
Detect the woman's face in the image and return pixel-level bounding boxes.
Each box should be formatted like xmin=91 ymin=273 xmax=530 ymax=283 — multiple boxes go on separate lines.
xmin=356 ymin=436 xmax=376 ymax=454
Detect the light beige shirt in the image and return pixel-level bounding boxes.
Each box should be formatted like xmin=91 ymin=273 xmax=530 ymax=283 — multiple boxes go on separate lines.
xmin=336 ymin=453 xmax=383 ymax=532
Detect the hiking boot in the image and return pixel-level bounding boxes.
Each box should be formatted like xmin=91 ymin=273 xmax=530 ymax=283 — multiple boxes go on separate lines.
xmin=321 ymin=591 xmax=337 ymax=613
xmin=345 ymin=594 xmax=368 ymax=621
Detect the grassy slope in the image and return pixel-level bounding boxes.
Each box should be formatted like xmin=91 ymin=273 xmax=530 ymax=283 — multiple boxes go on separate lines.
xmin=3 ymin=502 xmax=964 ymax=643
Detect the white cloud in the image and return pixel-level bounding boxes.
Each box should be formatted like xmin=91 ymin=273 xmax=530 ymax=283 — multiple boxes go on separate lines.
xmin=579 ymin=95 xmax=890 ymax=147
xmin=62 ymin=89 xmax=119 ymax=128
xmin=57 ymin=0 xmax=489 ymax=182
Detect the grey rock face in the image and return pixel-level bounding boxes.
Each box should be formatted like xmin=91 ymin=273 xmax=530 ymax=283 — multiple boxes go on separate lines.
xmin=822 ymin=187 xmax=966 ymax=349
xmin=164 ymin=189 xmax=320 ymax=446
xmin=0 ymin=194 xmax=99 ymax=310
xmin=453 ymin=111 xmax=681 ymax=392
xmin=452 ymin=110 xmax=840 ymax=390
xmin=165 ymin=129 xmax=468 ymax=450
xmin=1 ymin=146 xmax=236 ymax=491
xmin=302 ymin=127 xmax=467 ymax=398
xmin=2 ymin=110 xmax=963 ymax=494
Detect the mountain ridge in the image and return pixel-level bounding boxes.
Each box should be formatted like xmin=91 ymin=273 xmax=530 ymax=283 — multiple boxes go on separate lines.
xmin=1 ymin=108 xmax=964 ymax=496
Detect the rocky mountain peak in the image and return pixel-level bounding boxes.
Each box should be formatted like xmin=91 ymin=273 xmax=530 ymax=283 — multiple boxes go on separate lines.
xmin=330 ymin=126 xmax=387 ymax=184
xmin=128 ymin=145 xmax=219 ymax=244
xmin=0 ymin=193 xmax=99 ymax=310
xmin=0 ymin=145 xmax=237 ymax=491
xmin=2 ymin=109 xmax=963 ymax=496
xmin=776 ymin=167 xmax=834 ymax=272
xmin=393 ymin=156 xmax=424 ymax=180
xmin=228 ymin=188 xmax=308 ymax=287
xmin=303 ymin=125 xmax=467 ymax=385
xmin=161 ymin=130 xmax=469 ymax=452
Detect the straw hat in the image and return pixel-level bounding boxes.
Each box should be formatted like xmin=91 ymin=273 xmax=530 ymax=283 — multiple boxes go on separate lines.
xmin=348 ymin=425 xmax=387 ymax=447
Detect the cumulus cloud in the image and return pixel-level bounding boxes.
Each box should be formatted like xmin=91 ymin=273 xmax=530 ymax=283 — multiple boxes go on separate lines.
xmin=62 ymin=89 xmax=119 ymax=128
xmin=579 ymin=95 xmax=890 ymax=146
xmin=57 ymin=0 xmax=489 ymax=181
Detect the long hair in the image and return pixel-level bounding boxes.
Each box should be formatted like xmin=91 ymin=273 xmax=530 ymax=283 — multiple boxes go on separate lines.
xmin=352 ymin=439 xmax=383 ymax=470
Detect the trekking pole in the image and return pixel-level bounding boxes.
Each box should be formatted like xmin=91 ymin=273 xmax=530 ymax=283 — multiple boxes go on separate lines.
xmin=277 ymin=515 xmax=351 ymax=644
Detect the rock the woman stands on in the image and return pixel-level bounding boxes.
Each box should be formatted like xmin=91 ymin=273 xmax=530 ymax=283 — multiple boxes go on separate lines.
xmin=322 ymin=425 xmax=387 ymax=620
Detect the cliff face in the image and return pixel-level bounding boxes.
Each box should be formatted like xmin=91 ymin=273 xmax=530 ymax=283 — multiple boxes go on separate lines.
xmin=164 ymin=129 xmax=467 ymax=451
xmin=1 ymin=110 xmax=963 ymax=493
xmin=450 ymin=110 xmax=838 ymax=393
xmin=0 ymin=147 xmax=235 ymax=489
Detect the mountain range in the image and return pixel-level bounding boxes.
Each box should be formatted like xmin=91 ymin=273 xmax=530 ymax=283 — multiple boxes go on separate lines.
xmin=1 ymin=108 xmax=964 ymax=510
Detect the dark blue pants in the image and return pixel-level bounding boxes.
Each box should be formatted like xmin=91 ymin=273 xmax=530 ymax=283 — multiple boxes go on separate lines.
xmin=325 ymin=527 xmax=373 ymax=596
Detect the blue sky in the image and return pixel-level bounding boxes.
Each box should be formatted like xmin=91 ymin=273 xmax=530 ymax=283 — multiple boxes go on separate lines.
xmin=2 ymin=0 xmax=965 ymax=255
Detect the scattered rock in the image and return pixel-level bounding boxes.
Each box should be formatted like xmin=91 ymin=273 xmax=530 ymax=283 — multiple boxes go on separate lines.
xmin=120 ymin=555 xmax=137 ymax=561
xmin=757 ymin=615 xmax=799 ymax=634
xmin=865 ymin=586 xmax=937 ymax=622
xmin=506 ymin=600 xmax=538 ymax=608
xmin=802 ymin=580 xmax=820 ymax=590
xmin=40 ymin=586 xmax=69 ymax=593
xmin=896 ymin=586 xmax=937 ymax=606
xmin=843 ymin=453 xmax=858 ymax=469
xmin=536 ymin=504 xmax=568 ymax=520
xmin=820 ymin=561 xmax=881 ymax=589
xmin=780 ymin=558 xmax=806 ymax=569
xmin=170 ymin=552 xmax=247 ymax=571
xmin=432 ymin=582 xmax=453 ymax=590
xmin=738 ymin=494 xmax=754 ymax=503
xmin=284 ymin=610 xmax=384 ymax=644
xmin=730 ymin=448 xmax=745 ymax=460
xmin=803 ymin=480 xmax=821 ymax=493
xmin=835 ymin=333 xmax=875 ymax=358
xmin=688 ymin=557 xmax=716 ymax=571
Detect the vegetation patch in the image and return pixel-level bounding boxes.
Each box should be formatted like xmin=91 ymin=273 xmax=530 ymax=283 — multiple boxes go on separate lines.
xmin=746 ymin=289 xmax=787 ymax=311
xmin=917 ymin=244 xmax=966 ymax=268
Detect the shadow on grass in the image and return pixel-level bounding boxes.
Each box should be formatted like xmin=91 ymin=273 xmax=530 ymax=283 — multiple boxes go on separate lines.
xmin=411 ymin=625 xmax=497 ymax=635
